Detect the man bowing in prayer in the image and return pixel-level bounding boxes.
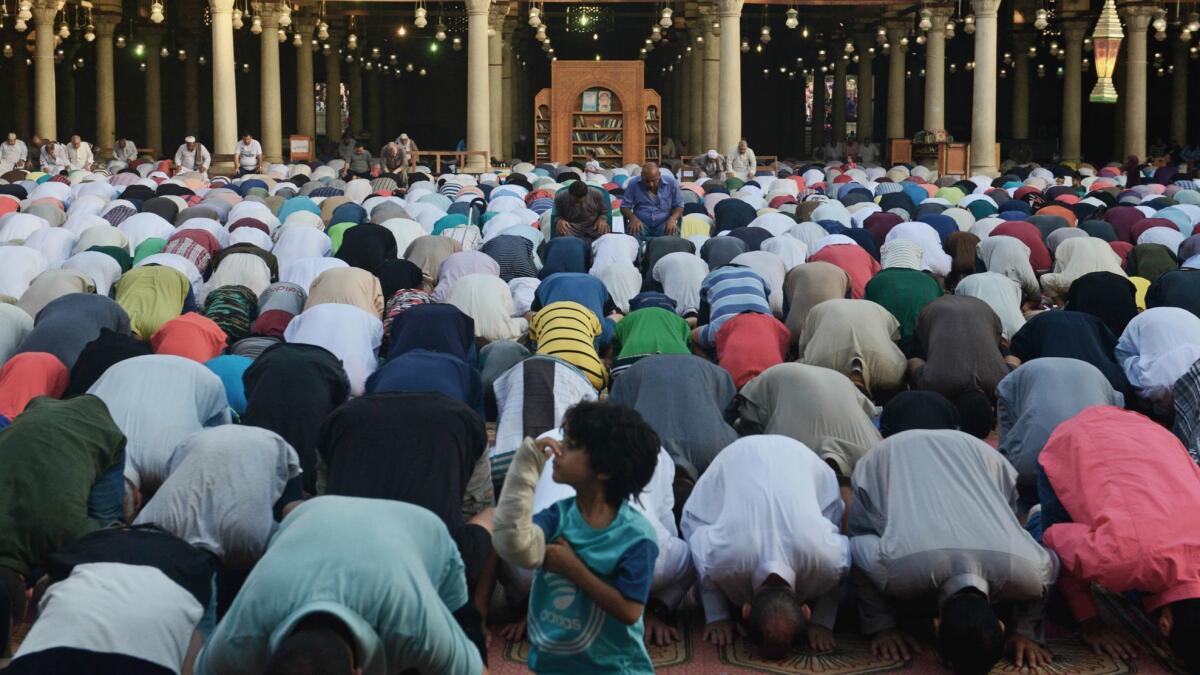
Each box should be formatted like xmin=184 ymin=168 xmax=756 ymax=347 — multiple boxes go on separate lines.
xmin=848 ymin=428 xmax=1058 ymax=671
xmin=682 ymin=435 xmax=850 ymax=658
xmin=174 ymin=136 xmax=211 ymax=174
xmin=621 ymin=162 xmax=683 ymax=239
xmin=553 ymin=180 xmax=608 ymax=243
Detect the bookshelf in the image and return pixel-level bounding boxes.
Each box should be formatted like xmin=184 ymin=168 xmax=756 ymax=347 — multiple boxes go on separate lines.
xmin=533 ymin=61 xmax=661 ymax=165
xmin=535 ymin=103 xmax=551 ymax=164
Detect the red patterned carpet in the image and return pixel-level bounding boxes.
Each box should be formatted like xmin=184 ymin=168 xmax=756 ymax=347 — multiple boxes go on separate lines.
xmin=487 ymin=614 xmax=1175 ymax=674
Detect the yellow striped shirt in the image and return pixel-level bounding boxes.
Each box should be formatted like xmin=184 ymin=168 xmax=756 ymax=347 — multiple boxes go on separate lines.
xmin=529 ymin=301 xmax=609 ymax=390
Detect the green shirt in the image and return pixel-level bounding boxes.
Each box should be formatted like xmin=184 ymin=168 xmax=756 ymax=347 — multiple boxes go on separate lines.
xmin=0 ymin=396 xmax=125 ymax=577
xmin=613 ymin=308 xmax=691 ymax=360
xmin=864 ymin=268 xmax=943 ymax=345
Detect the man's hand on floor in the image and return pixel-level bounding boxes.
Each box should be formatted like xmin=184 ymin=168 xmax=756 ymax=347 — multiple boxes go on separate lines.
xmin=702 ymin=619 xmax=745 ymax=646
xmin=870 ymin=628 xmax=922 ymax=660
xmin=645 ymin=613 xmax=681 ymax=646
xmin=1080 ymin=617 xmax=1139 ymax=660
xmin=1008 ymin=634 xmax=1053 ymax=670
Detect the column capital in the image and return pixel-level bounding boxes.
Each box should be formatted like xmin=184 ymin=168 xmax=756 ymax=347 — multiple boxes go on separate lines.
xmin=209 ymin=0 xmax=236 ymax=15
xmin=927 ymin=4 xmax=955 ymax=29
xmin=885 ymin=21 xmax=909 ymax=47
xmin=1118 ymin=2 xmax=1157 ymax=30
xmin=1060 ymin=16 xmax=1090 ymax=42
xmin=716 ymin=0 xmax=742 ymax=19
xmin=31 ymin=0 xmax=61 ymax=21
xmin=94 ymin=12 xmax=120 ymax=33
xmin=465 ymin=0 xmax=491 ymax=16
xmin=255 ymin=1 xmax=285 ymax=29
xmin=970 ymin=0 xmax=1002 ymax=19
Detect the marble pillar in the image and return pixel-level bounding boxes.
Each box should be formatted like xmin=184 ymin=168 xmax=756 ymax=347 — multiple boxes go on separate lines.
xmin=143 ymin=28 xmax=164 ymax=155
xmin=702 ymin=17 xmax=719 ymax=151
xmin=1060 ymin=19 xmax=1087 ymax=164
xmin=464 ymin=0 xmax=491 ymax=171
xmin=716 ymin=0 xmax=743 ymax=154
xmin=209 ymin=0 xmax=239 ymax=171
xmin=32 ymin=0 xmax=59 ymax=139
xmin=924 ymin=8 xmax=952 ymax=131
xmin=94 ymin=15 xmax=119 ymax=158
xmin=1010 ymin=30 xmax=1033 ymax=139
xmin=258 ymin=3 xmax=283 ymax=163
xmin=1120 ymin=4 xmax=1154 ymax=160
xmin=886 ymin=21 xmax=908 ymax=142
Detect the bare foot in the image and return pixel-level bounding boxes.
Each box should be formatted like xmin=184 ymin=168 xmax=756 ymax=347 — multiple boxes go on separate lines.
xmin=499 ymin=618 xmax=527 ymax=642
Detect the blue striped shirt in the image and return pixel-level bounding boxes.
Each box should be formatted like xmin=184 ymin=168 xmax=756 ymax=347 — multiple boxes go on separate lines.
xmin=697 ymin=265 xmax=771 ymax=347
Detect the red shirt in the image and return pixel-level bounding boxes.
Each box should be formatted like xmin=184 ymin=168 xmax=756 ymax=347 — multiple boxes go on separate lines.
xmin=1041 ymin=405 xmax=1200 ymax=620
xmin=715 ymin=312 xmax=789 ymax=389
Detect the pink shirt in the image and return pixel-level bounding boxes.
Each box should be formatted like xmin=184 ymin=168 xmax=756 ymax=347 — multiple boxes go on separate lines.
xmin=1041 ymin=405 xmax=1200 ymax=620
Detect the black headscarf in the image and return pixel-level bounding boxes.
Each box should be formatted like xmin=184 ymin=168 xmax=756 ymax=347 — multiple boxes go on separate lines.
xmin=879 ymin=391 xmax=960 ymax=437
xmin=1009 ymin=310 xmax=1131 ymax=397
xmin=241 ymin=343 xmax=351 ymax=494
xmin=64 ymin=328 xmax=153 ymax=396
xmin=712 ymin=199 xmax=757 ymax=234
xmin=700 ymin=236 xmax=748 ymax=270
xmin=386 ymin=303 xmax=476 ymax=363
xmin=641 ymin=236 xmax=695 ymax=280
xmin=1078 ymin=219 xmax=1118 ymax=242
xmin=725 ymin=226 xmax=773 ymax=252
xmin=1065 ymin=271 xmax=1139 ymax=337
xmin=374 ymin=258 xmax=424 ymax=298
xmin=335 ymin=222 xmax=398 ymax=275
xmin=319 ymin=391 xmax=485 ymax=535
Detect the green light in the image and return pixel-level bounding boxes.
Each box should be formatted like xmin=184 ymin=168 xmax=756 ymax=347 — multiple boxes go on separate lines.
xmin=134 ymin=44 xmax=145 ymax=57
xmin=579 ymin=15 xmax=589 ymax=26
xmin=429 ymin=42 xmax=438 ymax=53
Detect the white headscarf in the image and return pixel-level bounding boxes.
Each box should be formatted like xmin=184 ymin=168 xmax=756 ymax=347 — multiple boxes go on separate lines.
xmin=1116 ymin=307 xmax=1200 ymax=404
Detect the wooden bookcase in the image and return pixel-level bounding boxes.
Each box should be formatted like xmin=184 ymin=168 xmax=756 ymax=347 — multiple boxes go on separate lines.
xmin=533 ymin=60 xmax=662 ymax=166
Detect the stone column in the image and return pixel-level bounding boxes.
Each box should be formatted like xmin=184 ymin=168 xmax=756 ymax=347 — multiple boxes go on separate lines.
xmin=324 ymin=28 xmax=343 ymax=140
xmin=94 ymin=14 xmax=119 ymax=158
xmin=716 ymin=0 xmax=743 ymax=154
xmin=13 ymin=53 xmax=30 ymax=139
xmin=1120 ymin=3 xmax=1154 ymax=160
xmin=886 ymin=21 xmax=908 ymax=142
xmin=702 ymin=16 xmax=719 ymax=151
xmin=689 ymin=35 xmax=703 ymax=153
xmin=969 ymin=0 xmax=1001 ymax=174
xmin=686 ymin=46 xmax=696 ymax=153
xmin=1010 ymin=30 xmax=1033 ymax=139
xmin=1172 ymin=32 xmax=1189 ymax=145
xmin=464 ymin=0 xmax=491 ymax=171
xmin=181 ymin=35 xmax=201 ymax=141
xmin=1060 ymin=19 xmax=1087 ymax=164
xmin=488 ymin=19 xmax=503 ymax=161
xmin=812 ymin=66 xmax=826 ymax=151
xmin=857 ymin=33 xmax=876 ymax=142
xmin=32 ymin=0 xmax=59 ymax=140
xmin=832 ymin=56 xmax=847 ymax=143
xmin=209 ymin=0 xmax=238 ymax=171
xmin=143 ymin=28 xmax=164 ymax=156
xmin=293 ymin=14 xmax=316 ymax=139
xmin=501 ymin=24 xmax=515 ymax=161
xmin=348 ymin=52 xmax=363 ymax=137
xmin=924 ymin=7 xmax=952 ymax=131
xmin=258 ymin=3 xmax=283 ymax=163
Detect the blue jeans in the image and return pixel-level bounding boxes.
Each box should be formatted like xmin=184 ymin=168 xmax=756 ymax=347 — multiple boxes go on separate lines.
xmin=1025 ymin=464 xmax=1071 ymax=543
xmin=87 ymin=461 xmax=126 ymax=525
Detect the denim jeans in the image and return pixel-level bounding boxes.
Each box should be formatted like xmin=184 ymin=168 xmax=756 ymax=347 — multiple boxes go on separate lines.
xmin=1025 ymin=464 xmax=1072 ymax=543
xmin=87 ymin=461 xmax=126 ymax=525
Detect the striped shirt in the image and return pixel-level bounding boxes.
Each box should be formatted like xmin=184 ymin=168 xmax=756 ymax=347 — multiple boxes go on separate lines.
xmin=481 ymin=235 xmax=539 ymax=282
xmin=697 ymin=265 xmax=771 ymax=348
xmin=530 ymin=301 xmax=609 ymax=391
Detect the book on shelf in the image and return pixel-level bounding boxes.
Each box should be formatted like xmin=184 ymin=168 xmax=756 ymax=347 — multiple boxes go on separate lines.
xmin=571 ymin=131 xmax=621 ymax=142
xmin=646 ymin=107 xmax=659 ymax=120
xmin=645 ymin=123 xmax=659 ymax=134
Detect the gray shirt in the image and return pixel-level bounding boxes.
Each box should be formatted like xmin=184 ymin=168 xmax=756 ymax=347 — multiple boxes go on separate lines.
xmin=847 ymin=429 xmax=1059 ymax=639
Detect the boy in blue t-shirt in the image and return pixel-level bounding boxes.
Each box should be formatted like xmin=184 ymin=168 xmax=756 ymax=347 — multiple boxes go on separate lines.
xmin=492 ymin=401 xmax=661 ymax=674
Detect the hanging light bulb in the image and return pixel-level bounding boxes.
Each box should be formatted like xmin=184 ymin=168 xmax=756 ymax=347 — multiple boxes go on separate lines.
xmin=1192 ymin=46 xmax=1199 ymax=59
xmin=650 ymin=24 xmax=660 ymax=41
xmin=845 ymin=40 xmax=854 ymax=53
xmin=57 ymin=21 xmax=69 ymax=38
xmin=159 ymin=46 xmax=168 ymax=57
xmin=712 ymin=18 xmax=720 ymax=36
xmin=1188 ymin=12 xmax=1200 ymax=32
xmin=535 ymin=24 xmax=547 ymax=41
xmin=198 ymin=54 xmax=206 ymax=65
xmin=817 ymin=48 xmax=826 ymax=61
xmin=760 ymin=24 xmax=771 ymax=43
xmin=364 ymin=60 xmax=372 ymax=70
xmin=452 ymin=35 xmax=462 ymax=50
xmin=232 ymin=8 xmax=243 ymax=29
xmin=1028 ymin=45 xmax=1037 ymax=57
xmin=414 ymin=5 xmax=426 ymax=28
xmin=1156 ymin=29 xmax=1167 ymax=41
xmin=84 ymin=23 xmax=95 ymax=41
xmin=148 ymin=0 xmax=163 ymax=24
xmin=918 ymin=8 xmax=932 ymax=31
xmin=347 ymin=32 xmax=357 ymax=48
xmin=949 ymin=62 xmax=957 ymax=73
xmin=964 ymin=14 xmax=975 ymax=34
xmin=139 ymin=62 xmax=146 ymax=71
xmin=1036 ymin=63 xmax=1046 ymax=77
xmin=277 ymin=28 xmax=286 ymax=42
xmin=13 ymin=18 xmax=24 ymax=31
xmin=899 ymin=35 xmax=909 ymax=46
xmin=1152 ymin=8 xmax=1168 ymax=32
xmin=434 ymin=22 xmax=446 ymax=41
xmin=250 ymin=15 xmax=262 ymax=34
xmin=16 ymin=0 xmax=29 ymax=22
xmin=178 ymin=48 xmax=186 ymax=60
xmin=405 ymin=62 xmax=414 ymax=71
xmin=317 ymin=21 xmax=328 ymax=39
xmin=344 ymin=52 xmax=352 ymax=62
xmin=876 ymin=25 xmax=886 ymax=43
xmin=279 ymin=3 xmax=291 ymax=27
xmin=740 ymin=38 xmax=749 ymax=52
xmin=292 ymin=32 xmax=302 ymax=46
xmin=785 ymin=7 xmax=798 ymax=29
xmin=321 ymin=42 xmax=330 ymax=54
xmin=242 ymin=62 xmax=250 ymax=73
xmin=116 ymin=34 xmax=125 ymax=47
xmin=528 ymin=5 xmax=540 ymax=27
xmin=916 ymin=33 xmax=927 ymax=44
xmin=660 ymin=5 xmax=672 ymax=28
xmin=1049 ymin=40 xmax=1059 ymax=55
xmin=419 ymin=67 xmax=426 ymax=76
xmin=1034 ymin=8 xmax=1048 ymax=30
xmin=2 ymin=44 xmax=10 ymax=58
